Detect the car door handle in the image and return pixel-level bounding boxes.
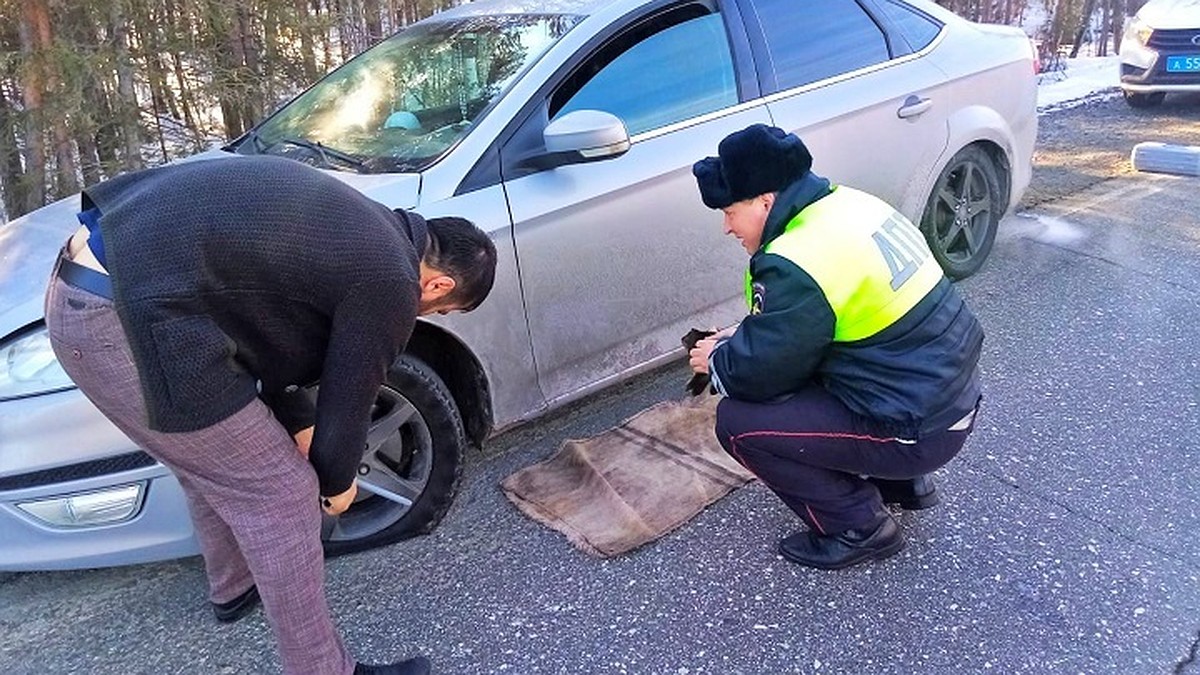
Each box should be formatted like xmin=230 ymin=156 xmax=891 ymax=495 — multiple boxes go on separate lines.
xmin=897 ymin=95 xmax=933 ymax=119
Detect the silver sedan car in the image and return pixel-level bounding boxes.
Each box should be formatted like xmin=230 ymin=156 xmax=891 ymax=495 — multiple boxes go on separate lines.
xmin=0 ymin=0 xmax=1036 ymax=570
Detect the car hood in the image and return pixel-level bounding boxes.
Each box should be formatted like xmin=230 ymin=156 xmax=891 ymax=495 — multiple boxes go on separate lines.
xmin=0 ymin=151 xmax=422 ymax=340
xmin=183 ymin=149 xmax=423 ymax=208
xmin=1138 ymin=0 xmax=1200 ymax=29
xmin=0 ymin=195 xmax=82 ymax=339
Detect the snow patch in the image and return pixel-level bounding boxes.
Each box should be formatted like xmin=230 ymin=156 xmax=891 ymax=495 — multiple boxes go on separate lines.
xmin=1037 ymin=55 xmax=1122 ymax=113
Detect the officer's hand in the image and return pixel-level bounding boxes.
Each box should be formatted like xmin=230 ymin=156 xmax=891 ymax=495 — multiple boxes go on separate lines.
xmin=689 ymin=338 xmax=718 ymax=374
xmin=321 ymin=481 xmax=358 ymax=516
xmin=293 ymin=426 xmax=314 ymax=459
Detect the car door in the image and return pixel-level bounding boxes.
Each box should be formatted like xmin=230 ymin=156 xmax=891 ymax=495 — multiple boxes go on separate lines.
xmin=740 ymin=0 xmax=950 ymax=222
xmin=500 ymin=1 xmax=772 ymax=404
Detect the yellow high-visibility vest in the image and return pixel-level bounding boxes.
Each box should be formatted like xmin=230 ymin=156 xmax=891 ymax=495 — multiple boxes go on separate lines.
xmin=746 ymin=186 xmax=943 ymax=342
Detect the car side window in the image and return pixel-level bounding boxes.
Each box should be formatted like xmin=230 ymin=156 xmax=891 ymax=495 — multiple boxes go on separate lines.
xmin=549 ymin=6 xmax=737 ymax=136
xmin=874 ymin=0 xmax=943 ymax=54
xmin=750 ymin=0 xmax=889 ymax=91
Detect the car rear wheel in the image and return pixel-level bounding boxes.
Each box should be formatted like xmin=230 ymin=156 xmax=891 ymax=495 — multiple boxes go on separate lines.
xmin=321 ymin=354 xmax=465 ymax=556
xmin=1123 ymin=91 xmax=1166 ymax=108
xmin=920 ymin=145 xmax=1003 ymax=280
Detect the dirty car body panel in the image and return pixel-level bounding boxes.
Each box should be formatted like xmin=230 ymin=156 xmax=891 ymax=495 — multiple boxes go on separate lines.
xmin=0 ymin=0 xmax=1035 ymax=570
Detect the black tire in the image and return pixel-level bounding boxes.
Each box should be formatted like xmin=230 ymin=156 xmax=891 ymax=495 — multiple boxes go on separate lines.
xmin=919 ymin=145 xmax=1004 ymax=280
xmin=322 ymin=354 xmax=465 ymax=557
xmin=1123 ymin=91 xmax=1166 ymax=109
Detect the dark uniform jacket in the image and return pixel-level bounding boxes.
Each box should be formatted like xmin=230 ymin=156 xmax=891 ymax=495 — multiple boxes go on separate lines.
xmin=709 ymin=172 xmax=983 ymax=439
xmin=84 ymin=155 xmax=425 ymax=495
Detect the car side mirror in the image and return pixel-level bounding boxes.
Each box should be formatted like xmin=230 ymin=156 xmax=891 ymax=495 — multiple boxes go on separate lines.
xmin=518 ymin=110 xmax=631 ymax=171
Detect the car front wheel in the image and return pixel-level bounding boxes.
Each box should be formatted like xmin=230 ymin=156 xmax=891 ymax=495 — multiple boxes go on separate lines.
xmin=920 ymin=145 xmax=1004 ymax=280
xmin=321 ymin=354 xmax=465 ymax=557
xmin=1123 ymin=91 xmax=1166 ymax=108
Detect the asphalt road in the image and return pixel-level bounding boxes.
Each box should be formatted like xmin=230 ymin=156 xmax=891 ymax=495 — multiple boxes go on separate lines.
xmin=2 ymin=140 xmax=1199 ymax=675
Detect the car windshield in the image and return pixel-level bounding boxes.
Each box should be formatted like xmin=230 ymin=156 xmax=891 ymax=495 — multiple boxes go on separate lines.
xmin=236 ymin=13 xmax=582 ymax=173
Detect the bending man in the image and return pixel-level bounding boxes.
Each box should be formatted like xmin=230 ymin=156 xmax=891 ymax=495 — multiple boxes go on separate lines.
xmin=44 ymin=155 xmax=498 ymax=674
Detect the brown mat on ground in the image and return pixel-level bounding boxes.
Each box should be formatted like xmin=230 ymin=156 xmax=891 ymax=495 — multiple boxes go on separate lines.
xmin=501 ymin=395 xmax=755 ymax=558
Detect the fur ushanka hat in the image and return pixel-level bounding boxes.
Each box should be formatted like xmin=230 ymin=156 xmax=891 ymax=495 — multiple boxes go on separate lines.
xmin=692 ymin=124 xmax=813 ymax=209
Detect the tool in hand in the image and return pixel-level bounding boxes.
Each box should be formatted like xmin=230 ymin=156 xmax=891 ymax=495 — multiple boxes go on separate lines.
xmin=681 ymin=328 xmax=716 ymax=396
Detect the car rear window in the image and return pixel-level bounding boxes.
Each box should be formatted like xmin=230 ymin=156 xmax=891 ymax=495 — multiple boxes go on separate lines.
xmin=874 ymin=0 xmax=943 ymax=54
xmin=751 ymin=0 xmax=890 ymax=92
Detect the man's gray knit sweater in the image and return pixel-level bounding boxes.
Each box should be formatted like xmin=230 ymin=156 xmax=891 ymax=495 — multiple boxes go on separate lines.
xmin=84 ymin=155 xmax=424 ymax=497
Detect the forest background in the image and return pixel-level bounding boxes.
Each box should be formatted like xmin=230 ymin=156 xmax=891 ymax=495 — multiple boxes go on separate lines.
xmin=0 ymin=0 xmax=1147 ymax=222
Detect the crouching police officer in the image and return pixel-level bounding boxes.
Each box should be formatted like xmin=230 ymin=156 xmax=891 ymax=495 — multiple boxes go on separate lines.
xmin=688 ymin=124 xmax=983 ymax=570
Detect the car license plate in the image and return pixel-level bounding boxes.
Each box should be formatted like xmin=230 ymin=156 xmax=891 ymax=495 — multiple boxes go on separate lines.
xmin=1166 ymin=55 xmax=1200 ymax=72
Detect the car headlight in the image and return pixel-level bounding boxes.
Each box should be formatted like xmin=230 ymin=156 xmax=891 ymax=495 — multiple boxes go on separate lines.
xmin=0 ymin=324 xmax=76 ymax=401
xmin=1123 ymin=17 xmax=1153 ymax=47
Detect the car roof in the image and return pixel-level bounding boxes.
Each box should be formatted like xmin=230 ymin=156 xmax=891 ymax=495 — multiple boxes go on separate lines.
xmin=422 ymin=0 xmax=954 ymax=29
xmin=425 ymin=0 xmax=617 ymax=21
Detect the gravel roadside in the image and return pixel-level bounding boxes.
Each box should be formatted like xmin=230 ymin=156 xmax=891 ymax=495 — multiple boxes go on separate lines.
xmin=1023 ymin=91 xmax=1200 ymax=209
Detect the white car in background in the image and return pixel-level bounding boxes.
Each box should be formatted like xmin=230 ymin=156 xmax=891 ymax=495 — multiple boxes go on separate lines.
xmin=1119 ymin=0 xmax=1200 ymax=107
xmin=0 ymin=0 xmax=1036 ymax=571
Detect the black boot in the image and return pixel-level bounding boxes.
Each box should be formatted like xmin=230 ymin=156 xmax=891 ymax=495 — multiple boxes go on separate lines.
xmin=354 ymin=656 xmax=432 ymax=675
xmin=868 ymin=474 xmax=939 ymax=510
xmin=211 ymin=585 xmax=260 ymax=623
xmin=778 ymin=515 xmax=905 ymax=570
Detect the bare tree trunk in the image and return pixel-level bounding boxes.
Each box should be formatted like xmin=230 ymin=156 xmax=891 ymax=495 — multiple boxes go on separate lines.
xmin=319 ymin=0 xmax=335 ymax=68
xmin=38 ymin=29 xmax=78 ymax=196
xmin=205 ymin=1 xmax=247 ymax=139
xmin=0 ymin=82 xmax=31 ymax=219
xmin=135 ymin=1 xmax=182 ymax=123
xmin=16 ymin=0 xmax=79 ymax=200
xmin=93 ymin=80 xmax=121 ymax=175
xmin=131 ymin=1 xmax=176 ymax=163
xmin=161 ymin=0 xmax=205 ymax=149
xmin=219 ymin=100 xmax=244 ymax=140
xmin=337 ymin=0 xmax=357 ymax=61
xmin=263 ymin=0 xmax=280 ymax=110
xmin=390 ymin=0 xmax=408 ymax=29
xmin=17 ymin=0 xmax=50 ymax=212
xmin=1070 ymin=0 xmax=1098 ymax=57
xmin=226 ymin=4 xmax=249 ymax=134
xmin=171 ymin=52 xmax=205 ymax=150
xmin=1098 ymin=0 xmax=1110 ymax=56
xmin=364 ymin=0 xmax=383 ymax=43
xmin=1110 ymin=0 xmax=1126 ymax=55
xmin=74 ymin=126 xmax=102 ymax=187
xmin=60 ymin=2 xmax=103 ymax=187
xmin=296 ymin=0 xmax=319 ymax=81
xmin=1048 ymin=0 xmax=1073 ymax=52
xmin=51 ymin=112 xmax=78 ymax=196
xmin=110 ymin=0 xmax=143 ymax=171
xmin=235 ymin=3 xmax=264 ymax=126
xmin=149 ymin=88 xmax=170 ymax=163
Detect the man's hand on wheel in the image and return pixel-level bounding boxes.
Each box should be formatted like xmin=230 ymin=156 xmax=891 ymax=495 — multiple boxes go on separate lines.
xmin=321 ymin=481 xmax=358 ymax=516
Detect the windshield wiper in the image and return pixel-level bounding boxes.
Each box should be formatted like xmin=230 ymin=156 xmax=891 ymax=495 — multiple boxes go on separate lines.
xmin=263 ymin=136 xmax=367 ymax=172
xmin=236 ymin=128 xmax=267 ymax=154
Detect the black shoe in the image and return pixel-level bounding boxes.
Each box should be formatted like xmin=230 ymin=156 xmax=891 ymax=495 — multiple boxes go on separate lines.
xmin=868 ymin=474 xmax=939 ymax=510
xmin=212 ymin=585 xmax=260 ymax=623
xmin=778 ymin=515 xmax=905 ymax=570
xmin=354 ymin=656 xmax=432 ymax=675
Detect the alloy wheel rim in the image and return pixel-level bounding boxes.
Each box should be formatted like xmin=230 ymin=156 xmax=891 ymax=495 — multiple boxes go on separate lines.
xmin=322 ymin=385 xmax=434 ymax=542
xmin=932 ymin=159 xmax=993 ymax=265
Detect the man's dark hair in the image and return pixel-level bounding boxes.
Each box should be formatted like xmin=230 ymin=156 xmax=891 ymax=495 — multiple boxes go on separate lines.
xmin=424 ymin=216 xmax=498 ymax=311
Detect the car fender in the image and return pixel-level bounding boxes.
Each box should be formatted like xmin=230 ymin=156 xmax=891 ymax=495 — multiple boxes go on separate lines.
xmin=936 ymin=104 xmax=1023 ymax=212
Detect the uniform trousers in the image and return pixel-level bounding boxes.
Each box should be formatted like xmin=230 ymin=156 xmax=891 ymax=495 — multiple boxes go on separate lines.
xmin=715 ymin=382 xmax=973 ymax=534
xmin=45 ymin=272 xmax=355 ymax=675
